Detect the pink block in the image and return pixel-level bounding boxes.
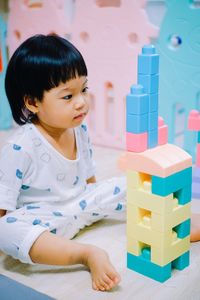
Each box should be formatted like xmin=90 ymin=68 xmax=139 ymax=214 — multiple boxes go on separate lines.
xmin=126 ymin=132 xmax=148 ymax=153
xmin=197 ymin=143 xmax=200 ymax=167
xmin=158 ymin=116 xmax=168 ymax=145
xmin=188 ymin=110 xmax=200 ymax=131
xmin=118 ymin=143 xmax=192 ymax=177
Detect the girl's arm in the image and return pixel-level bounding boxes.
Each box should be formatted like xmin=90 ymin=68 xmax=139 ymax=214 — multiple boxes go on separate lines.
xmin=87 ymin=176 xmax=96 ymax=184
xmin=0 ymin=209 xmax=6 ymax=217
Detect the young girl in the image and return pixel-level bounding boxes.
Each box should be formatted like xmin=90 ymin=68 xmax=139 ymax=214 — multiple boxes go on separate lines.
xmin=0 ymin=34 xmax=126 ymax=292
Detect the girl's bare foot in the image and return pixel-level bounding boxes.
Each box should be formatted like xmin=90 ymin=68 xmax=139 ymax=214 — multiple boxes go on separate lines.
xmin=84 ymin=246 xmax=121 ymax=291
xmin=191 ymin=213 xmax=200 ymax=242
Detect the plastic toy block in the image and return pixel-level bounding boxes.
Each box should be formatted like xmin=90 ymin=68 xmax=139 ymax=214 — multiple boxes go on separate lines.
xmin=149 ymin=93 xmax=158 ymax=112
xmin=138 ymin=73 xmax=159 ymax=94
xmin=126 ymin=113 xmax=148 ymax=133
xmin=174 ymin=219 xmax=191 ymax=239
xmin=197 ymin=143 xmax=200 ymax=167
xmin=173 ymin=185 xmax=192 ymax=205
xmin=148 ymin=111 xmax=158 ymax=131
xmin=148 ymin=128 xmax=158 ymax=148
xmin=118 ymin=143 xmax=192 ymax=177
xmin=127 ymin=201 xmax=191 ymax=233
xmin=152 ymin=167 xmax=192 ymax=197
xmin=151 ymin=237 xmax=190 ymax=266
xmin=127 ymin=182 xmax=175 ymax=214
xmin=172 ymin=251 xmax=190 ymax=270
xmin=158 ymin=116 xmax=168 ymax=145
xmin=127 ymin=233 xmax=190 ymax=266
xmin=127 ymin=170 xmax=151 ymax=190
xmin=126 ymin=132 xmax=147 ymax=153
xmin=126 ymin=85 xmax=149 ymax=115
xmin=138 ymin=45 xmax=159 ymax=75
xmin=188 ymin=110 xmax=200 ymax=131
xmin=198 ymin=132 xmax=200 ymax=143
xmin=127 ymin=252 xmax=171 ymax=282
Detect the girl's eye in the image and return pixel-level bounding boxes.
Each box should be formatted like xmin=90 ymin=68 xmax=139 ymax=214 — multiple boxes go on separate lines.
xmin=62 ymin=95 xmax=72 ymax=100
xmin=82 ymin=87 xmax=89 ymax=93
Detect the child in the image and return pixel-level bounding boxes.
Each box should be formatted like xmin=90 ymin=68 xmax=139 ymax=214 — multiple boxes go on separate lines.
xmin=0 ymin=34 xmax=126 ymax=292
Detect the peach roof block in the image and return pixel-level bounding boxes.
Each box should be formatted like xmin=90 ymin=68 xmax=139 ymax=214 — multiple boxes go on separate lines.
xmin=118 ymin=143 xmax=192 ymax=177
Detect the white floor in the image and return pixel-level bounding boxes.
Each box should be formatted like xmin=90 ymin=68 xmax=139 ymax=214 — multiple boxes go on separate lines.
xmin=0 ymin=130 xmax=200 ymax=300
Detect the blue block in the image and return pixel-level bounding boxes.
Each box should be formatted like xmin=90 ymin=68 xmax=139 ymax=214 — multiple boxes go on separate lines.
xmin=172 ymin=251 xmax=190 ymax=270
xmin=149 ymin=111 xmax=158 ymax=131
xmin=174 ymin=185 xmax=192 ymax=205
xmin=127 ymin=252 xmax=171 ymax=283
xmin=198 ymin=131 xmax=200 ymax=143
xmin=148 ymin=128 xmax=158 ymax=148
xmin=152 ymin=167 xmax=192 ymax=197
xmin=138 ymin=74 xmax=159 ymax=94
xmin=174 ymin=219 xmax=191 ymax=238
xmin=126 ymin=85 xmax=149 ymax=115
xmin=149 ymin=93 xmax=158 ymax=112
xmin=126 ymin=113 xmax=148 ymax=133
xmin=138 ymin=45 xmax=159 ymax=75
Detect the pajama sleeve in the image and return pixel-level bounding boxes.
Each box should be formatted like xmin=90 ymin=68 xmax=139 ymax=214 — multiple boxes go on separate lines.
xmin=79 ymin=123 xmax=96 ymax=180
xmin=0 ymin=143 xmax=32 ymax=211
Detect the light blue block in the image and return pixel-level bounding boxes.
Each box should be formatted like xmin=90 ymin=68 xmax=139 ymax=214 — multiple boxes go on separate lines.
xmin=172 ymin=251 xmax=190 ymax=271
xmin=127 ymin=252 xmax=171 ymax=283
xmin=198 ymin=131 xmax=200 ymax=143
xmin=174 ymin=219 xmax=191 ymax=238
xmin=138 ymin=45 xmax=159 ymax=75
xmin=126 ymin=113 xmax=148 ymax=134
xmin=174 ymin=185 xmax=192 ymax=205
xmin=149 ymin=93 xmax=158 ymax=112
xmin=152 ymin=167 xmax=192 ymax=197
xmin=149 ymin=111 xmax=158 ymax=131
xmin=126 ymin=85 xmax=149 ymax=115
xmin=138 ymin=74 xmax=159 ymax=94
xmin=0 ymin=16 xmax=12 ymax=129
xmin=148 ymin=128 xmax=158 ymax=148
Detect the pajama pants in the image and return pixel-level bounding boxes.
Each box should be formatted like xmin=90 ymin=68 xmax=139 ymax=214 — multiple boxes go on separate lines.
xmin=0 ymin=177 xmax=126 ymax=264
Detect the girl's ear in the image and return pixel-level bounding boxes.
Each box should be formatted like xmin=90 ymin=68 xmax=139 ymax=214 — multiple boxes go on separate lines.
xmin=24 ymin=96 xmax=39 ymax=114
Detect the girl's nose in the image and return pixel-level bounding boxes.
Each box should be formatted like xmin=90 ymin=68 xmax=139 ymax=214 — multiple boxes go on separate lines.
xmin=74 ymin=95 xmax=86 ymax=109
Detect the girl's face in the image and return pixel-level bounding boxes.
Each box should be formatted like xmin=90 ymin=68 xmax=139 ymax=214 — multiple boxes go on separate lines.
xmin=35 ymin=76 xmax=89 ymax=130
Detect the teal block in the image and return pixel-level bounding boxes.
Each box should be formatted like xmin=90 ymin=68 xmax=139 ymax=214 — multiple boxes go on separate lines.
xmin=138 ymin=45 xmax=159 ymax=75
xmin=141 ymin=247 xmax=151 ymax=260
xmin=0 ymin=16 xmax=12 ymax=129
xmin=172 ymin=251 xmax=190 ymax=271
xmin=148 ymin=111 xmax=158 ymax=131
xmin=198 ymin=132 xmax=200 ymax=143
xmin=126 ymin=85 xmax=149 ymax=115
xmin=174 ymin=219 xmax=191 ymax=238
xmin=174 ymin=185 xmax=192 ymax=205
xmin=148 ymin=128 xmax=158 ymax=149
xmin=127 ymin=252 xmax=171 ymax=283
xmin=152 ymin=167 xmax=192 ymax=196
xmin=138 ymin=74 xmax=159 ymax=94
xmin=126 ymin=113 xmax=148 ymax=134
xmin=149 ymin=93 xmax=158 ymax=112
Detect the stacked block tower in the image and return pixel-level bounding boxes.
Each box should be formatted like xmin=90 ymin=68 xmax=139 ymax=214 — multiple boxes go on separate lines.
xmin=119 ymin=45 xmax=192 ymax=282
xmin=188 ymin=110 xmax=200 ymax=199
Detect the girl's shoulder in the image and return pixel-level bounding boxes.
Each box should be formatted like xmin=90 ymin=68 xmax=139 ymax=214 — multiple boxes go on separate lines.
xmin=2 ymin=123 xmax=35 ymax=154
xmin=76 ymin=123 xmax=90 ymax=143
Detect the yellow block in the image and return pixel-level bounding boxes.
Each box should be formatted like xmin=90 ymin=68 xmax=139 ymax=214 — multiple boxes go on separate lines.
xmin=127 ymin=185 xmax=177 ymax=215
xmin=127 ymin=221 xmax=178 ymax=248
xmin=127 ymin=200 xmax=191 ymax=232
xmin=127 ymin=170 xmax=151 ymax=189
xmin=127 ymin=236 xmax=190 ymax=266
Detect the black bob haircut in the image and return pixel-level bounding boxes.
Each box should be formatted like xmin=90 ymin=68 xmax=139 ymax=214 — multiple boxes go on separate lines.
xmin=5 ymin=34 xmax=88 ymax=125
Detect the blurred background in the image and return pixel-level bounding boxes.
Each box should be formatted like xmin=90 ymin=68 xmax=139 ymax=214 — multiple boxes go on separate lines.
xmin=0 ymin=0 xmax=200 ymax=160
